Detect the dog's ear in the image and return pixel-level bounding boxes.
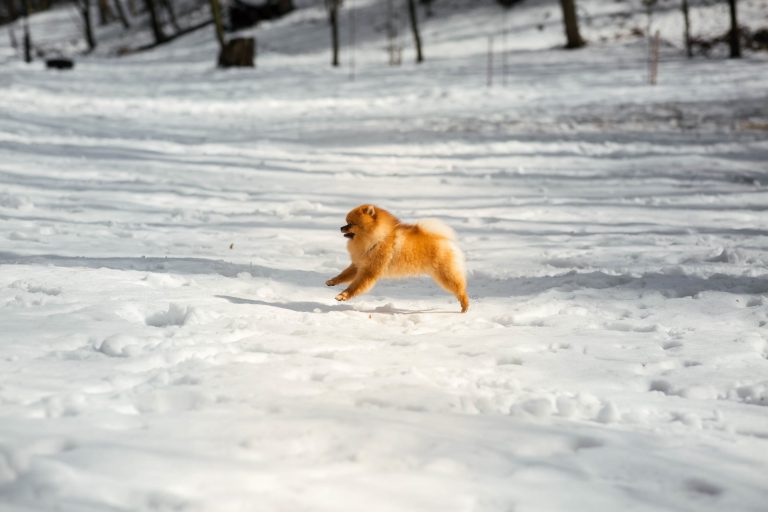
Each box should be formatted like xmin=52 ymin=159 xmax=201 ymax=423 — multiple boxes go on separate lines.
xmin=364 ymin=205 xmax=376 ymax=217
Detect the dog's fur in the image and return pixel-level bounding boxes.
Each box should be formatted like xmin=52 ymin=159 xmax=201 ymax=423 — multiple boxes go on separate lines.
xmin=326 ymin=205 xmax=469 ymax=312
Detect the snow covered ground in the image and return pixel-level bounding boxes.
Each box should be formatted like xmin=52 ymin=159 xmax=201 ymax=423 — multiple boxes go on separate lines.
xmin=1 ymin=1 xmax=768 ymax=511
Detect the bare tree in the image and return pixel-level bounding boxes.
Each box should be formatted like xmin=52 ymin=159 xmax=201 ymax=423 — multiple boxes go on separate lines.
xmin=559 ymin=0 xmax=585 ymax=49
xmin=326 ymin=0 xmax=340 ymax=67
xmin=22 ymin=0 xmax=31 ymax=62
xmin=386 ymin=0 xmax=401 ymax=65
xmin=144 ymin=0 xmax=166 ymax=44
xmin=209 ymin=0 xmax=224 ymax=48
xmin=681 ymin=0 xmax=691 ymax=57
xmin=77 ymin=0 xmax=96 ymax=50
xmin=160 ymin=0 xmax=180 ymax=32
xmin=112 ymin=0 xmax=130 ymax=28
xmin=4 ymin=0 xmax=19 ymax=21
xmin=406 ymin=0 xmax=423 ymax=62
xmin=727 ymin=0 xmax=741 ymax=58
xmin=420 ymin=0 xmax=433 ymax=18
xmin=98 ymin=0 xmax=114 ymax=25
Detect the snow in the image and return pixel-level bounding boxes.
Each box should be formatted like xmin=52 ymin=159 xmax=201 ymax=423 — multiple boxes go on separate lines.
xmin=1 ymin=0 xmax=768 ymax=511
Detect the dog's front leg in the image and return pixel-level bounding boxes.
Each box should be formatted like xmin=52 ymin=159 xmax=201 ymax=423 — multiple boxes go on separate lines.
xmin=326 ymin=264 xmax=357 ymax=286
xmin=335 ymin=269 xmax=381 ymax=302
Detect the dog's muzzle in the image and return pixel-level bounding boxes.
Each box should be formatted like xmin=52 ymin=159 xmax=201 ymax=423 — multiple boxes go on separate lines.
xmin=341 ymin=224 xmax=354 ymax=239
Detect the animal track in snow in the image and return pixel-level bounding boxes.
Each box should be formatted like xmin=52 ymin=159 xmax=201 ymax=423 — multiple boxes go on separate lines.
xmin=144 ymin=303 xmax=212 ymax=327
xmin=662 ymin=340 xmax=684 ymax=350
xmin=9 ymin=280 xmax=61 ymax=296
xmin=685 ymin=478 xmax=723 ymax=497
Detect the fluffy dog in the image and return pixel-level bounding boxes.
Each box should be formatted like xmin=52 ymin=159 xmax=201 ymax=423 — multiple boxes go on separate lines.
xmin=326 ymin=205 xmax=469 ymax=312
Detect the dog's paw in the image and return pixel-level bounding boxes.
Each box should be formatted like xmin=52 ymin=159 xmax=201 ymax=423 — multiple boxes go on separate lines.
xmin=335 ymin=291 xmax=349 ymax=302
xmin=325 ymin=279 xmax=337 ymax=287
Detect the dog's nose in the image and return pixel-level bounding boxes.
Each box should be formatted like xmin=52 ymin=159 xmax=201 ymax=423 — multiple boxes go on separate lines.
xmin=340 ymin=224 xmax=351 ymax=232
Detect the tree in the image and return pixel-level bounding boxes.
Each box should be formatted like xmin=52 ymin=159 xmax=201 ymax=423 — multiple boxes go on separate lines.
xmin=559 ymin=0 xmax=585 ymax=49
xmin=98 ymin=0 xmax=114 ymax=25
xmin=406 ymin=0 xmax=423 ymax=62
xmin=112 ymin=0 xmax=130 ymax=29
xmin=209 ymin=0 xmax=254 ymax=68
xmin=728 ymin=0 xmax=741 ymax=58
xmin=21 ymin=0 xmax=31 ymax=62
xmin=77 ymin=0 xmax=96 ymax=51
xmin=144 ymin=0 xmax=166 ymax=44
xmin=420 ymin=0 xmax=433 ymax=17
xmin=681 ymin=0 xmax=691 ymax=57
xmin=5 ymin=0 xmax=19 ymax=22
xmin=326 ymin=0 xmax=340 ymax=67
xmin=160 ymin=0 xmax=180 ymax=33
xmin=209 ymin=0 xmax=225 ymax=48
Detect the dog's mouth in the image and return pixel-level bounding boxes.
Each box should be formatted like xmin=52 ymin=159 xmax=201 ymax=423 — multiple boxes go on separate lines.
xmin=340 ymin=224 xmax=354 ymax=239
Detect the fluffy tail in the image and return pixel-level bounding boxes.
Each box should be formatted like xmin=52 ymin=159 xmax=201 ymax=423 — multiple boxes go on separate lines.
xmin=416 ymin=219 xmax=457 ymax=240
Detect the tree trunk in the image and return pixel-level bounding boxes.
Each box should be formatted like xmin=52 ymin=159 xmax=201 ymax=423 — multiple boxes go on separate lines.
xmin=681 ymin=0 xmax=691 ymax=58
xmin=420 ymin=0 xmax=433 ymax=17
xmin=208 ymin=0 xmax=225 ymax=48
xmin=218 ymin=37 xmax=255 ymax=67
xmin=113 ymin=0 xmax=130 ymax=28
xmin=406 ymin=0 xmax=423 ymax=62
xmin=81 ymin=0 xmax=96 ymax=50
xmin=22 ymin=0 xmax=31 ymax=62
xmin=160 ymin=0 xmax=180 ymax=32
xmin=209 ymin=0 xmax=225 ymax=49
xmin=728 ymin=0 xmax=741 ymax=58
xmin=6 ymin=0 xmax=19 ymax=21
xmin=559 ymin=0 xmax=585 ymax=49
xmin=328 ymin=0 xmax=339 ymax=67
xmin=98 ymin=0 xmax=113 ymax=25
xmin=144 ymin=0 xmax=166 ymax=44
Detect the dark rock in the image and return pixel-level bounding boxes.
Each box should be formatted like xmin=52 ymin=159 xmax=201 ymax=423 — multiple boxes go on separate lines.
xmin=46 ymin=58 xmax=75 ymax=70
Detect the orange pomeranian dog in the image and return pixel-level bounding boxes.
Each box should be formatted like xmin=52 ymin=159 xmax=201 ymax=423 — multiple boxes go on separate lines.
xmin=326 ymin=204 xmax=469 ymax=312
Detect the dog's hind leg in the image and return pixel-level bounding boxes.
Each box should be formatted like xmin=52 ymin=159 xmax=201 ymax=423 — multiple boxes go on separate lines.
xmin=326 ymin=264 xmax=357 ymax=286
xmin=431 ymin=267 xmax=469 ymax=313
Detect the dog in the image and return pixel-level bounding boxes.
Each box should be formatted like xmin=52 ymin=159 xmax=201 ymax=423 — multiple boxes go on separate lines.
xmin=326 ymin=204 xmax=469 ymax=312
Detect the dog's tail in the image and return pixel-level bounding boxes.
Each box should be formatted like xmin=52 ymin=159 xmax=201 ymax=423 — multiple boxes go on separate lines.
xmin=416 ymin=219 xmax=457 ymax=240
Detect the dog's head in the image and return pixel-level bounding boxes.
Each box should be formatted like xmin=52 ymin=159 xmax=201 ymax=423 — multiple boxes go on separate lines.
xmin=340 ymin=204 xmax=378 ymax=240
